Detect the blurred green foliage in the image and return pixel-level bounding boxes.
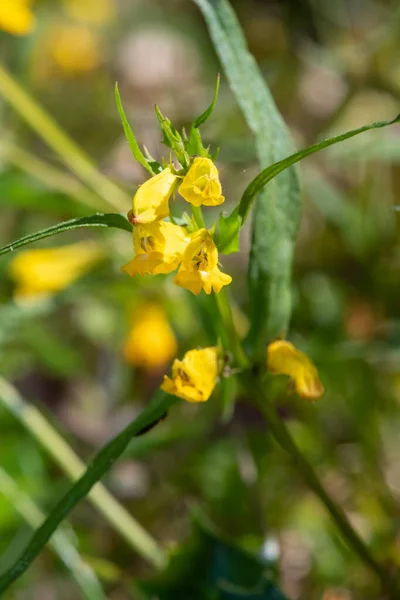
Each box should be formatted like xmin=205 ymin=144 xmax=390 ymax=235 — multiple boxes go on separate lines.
xmin=1 ymin=0 xmax=400 ymax=598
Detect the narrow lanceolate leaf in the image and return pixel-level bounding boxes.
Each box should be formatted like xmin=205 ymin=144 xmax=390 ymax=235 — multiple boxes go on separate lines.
xmin=194 ymin=0 xmax=301 ymax=357
xmin=0 ymin=213 xmax=132 ymax=257
xmin=115 ymin=83 xmax=157 ymax=176
xmin=193 ymin=73 xmax=220 ymax=128
xmin=237 ymin=114 xmax=400 ymax=223
xmin=0 ymin=391 xmax=177 ymax=595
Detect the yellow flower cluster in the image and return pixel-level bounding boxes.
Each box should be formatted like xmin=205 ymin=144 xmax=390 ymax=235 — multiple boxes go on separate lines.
xmin=121 ymin=157 xmax=231 ymax=296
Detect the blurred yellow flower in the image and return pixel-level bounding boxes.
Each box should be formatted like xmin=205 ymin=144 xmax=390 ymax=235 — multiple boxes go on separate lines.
xmin=50 ymin=24 xmax=101 ymax=75
xmin=179 ymin=157 xmax=224 ymax=207
xmin=267 ymin=340 xmax=325 ymax=400
xmin=161 ymin=346 xmax=220 ymax=402
xmin=123 ymin=303 xmax=177 ymax=369
xmin=9 ymin=242 xmax=103 ymax=299
xmin=174 ymin=228 xmax=231 ymax=295
xmin=63 ymin=0 xmax=115 ymax=25
xmin=131 ymin=168 xmax=178 ymax=224
xmin=121 ymin=221 xmax=189 ymax=277
xmin=0 ymin=0 xmax=35 ymax=36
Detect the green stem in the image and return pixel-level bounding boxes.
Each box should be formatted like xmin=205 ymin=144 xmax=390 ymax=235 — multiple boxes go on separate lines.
xmin=253 ymin=381 xmax=399 ymax=598
xmin=0 ymin=65 xmax=129 ymax=213
xmin=0 ymin=377 xmax=167 ymax=572
xmin=192 ymin=205 xmax=205 ymax=229
xmin=0 ymin=468 xmax=106 ymax=600
xmin=0 ymin=140 xmax=106 ymax=212
xmin=215 ymin=289 xmax=248 ymax=368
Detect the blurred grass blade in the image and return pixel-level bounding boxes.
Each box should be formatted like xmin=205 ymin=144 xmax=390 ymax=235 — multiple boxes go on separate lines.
xmin=0 ymin=140 xmax=104 ymax=212
xmin=0 ymin=468 xmax=106 ymax=600
xmin=193 ymin=73 xmax=220 ymax=128
xmin=237 ymin=114 xmax=400 ymax=223
xmin=0 ymin=378 xmax=167 ymax=568
xmin=0 ymin=213 xmax=132 ymax=257
xmin=0 ymin=65 xmax=129 ymax=213
xmin=0 ymin=386 xmax=177 ymax=595
xmin=115 ymin=83 xmax=156 ymax=176
xmin=193 ymin=0 xmax=301 ymax=356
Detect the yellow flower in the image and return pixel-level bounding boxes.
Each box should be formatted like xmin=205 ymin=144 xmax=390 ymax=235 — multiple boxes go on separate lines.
xmin=0 ymin=0 xmax=35 ymax=36
xmin=131 ymin=168 xmax=178 ymax=224
xmin=49 ymin=25 xmax=101 ymax=75
xmin=9 ymin=242 xmax=103 ymax=299
xmin=161 ymin=346 xmax=220 ymax=402
xmin=267 ymin=340 xmax=325 ymax=400
xmin=63 ymin=0 xmax=116 ymax=25
xmin=179 ymin=157 xmax=224 ymax=207
xmin=173 ymin=229 xmax=232 ymax=295
xmin=123 ymin=303 xmax=177 ymax=370
xmin=121 ymin=221 xmax=189 ymax=277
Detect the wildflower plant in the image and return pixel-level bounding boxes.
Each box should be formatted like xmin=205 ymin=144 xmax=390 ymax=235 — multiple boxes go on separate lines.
xmin=0 ymin=0 xmax=400 ymax=597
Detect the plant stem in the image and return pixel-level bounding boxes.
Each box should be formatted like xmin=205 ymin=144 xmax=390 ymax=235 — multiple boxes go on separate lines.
xmin=215 ymin=289 xmax=248 ymax=368
xmin=0 ymin=468 xmax=106 ymax=600
xmin=0 ymin=140 xmax=105 ymax=212
xmin=253 ymin=382 xmax=399 ymax=598
xmin=0 ymin=65 xmax=129 ymax=213
xmin=0 ymin=377 xmax=166 ymax=570
xmin=192 ymin=205 xmax=205 ymax=229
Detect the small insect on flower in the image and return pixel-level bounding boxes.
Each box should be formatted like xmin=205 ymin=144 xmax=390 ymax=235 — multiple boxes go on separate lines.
xmin=179 ymin=157 xmax=225 ymax=207
xmin=123 ymin=302 xmax=177 ymax=370
xmin=9 ymin=242 xmax=103 ymax=299
xmin=0 ymin=0 xmax=35 ymax=36
xmin=121 ymin=221 xmax=190 ymax=277
xmin=161 ymin=346 xmax=220 ymax=402
xmin=267 ymin=340 xmax=325 ymax=401
xmin=173 ymin=228 xmax=231 ymax=295
xmin=131 ymin=167 xmax=178 ymax=224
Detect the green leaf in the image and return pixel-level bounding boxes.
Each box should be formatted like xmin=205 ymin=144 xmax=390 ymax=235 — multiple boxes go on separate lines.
xmin=0 ymin=391 xmax=177 ymax=595
xmin=115 ymin=83 xmax=156 ymax=176
xmin=237 ymin=114 xmax=400 ymax=223
xmin=217 ymin=210 xmax=241 ymax=254
xmin=139 ymin=511 xmax=287 ymax=600
xmin=0 ymin=213 xmax=132 ymax=257
xmin=193 ymin=0 xmax=301 ymax=357
xmin=194 ymin=74 xmax=220 ymax=129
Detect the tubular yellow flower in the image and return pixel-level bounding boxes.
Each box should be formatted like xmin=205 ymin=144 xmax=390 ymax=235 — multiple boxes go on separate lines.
xmin=0 ymin=0 xmax=35 ymax=36
xmin=173 ymin=229 xmax=232 ymax=295
xmin=179 ymin=157 xmax=224 ymax=207
xmin=121 ymin=221 xmax=190 ymax=277
xmin=9 ymin=242 xmax=103 ymax=299
xmin=123 ymin=303 xmax=177 ymax=370
xmin=131 ymin=168 xmax=178 ymax=224
xmin=267 ymin=340 xmax=325 ymax=401
xmin=161 ymin=346 xmax=220 ymax=402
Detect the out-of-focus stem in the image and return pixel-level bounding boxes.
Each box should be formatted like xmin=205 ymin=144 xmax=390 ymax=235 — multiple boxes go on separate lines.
xmin=0 ymin=468 xmax=106 ymax=600
xmin=215 ymin=288 xmax=248 ymax=368
xmin=253 ymin=381 xmax=399 ymax=599
xmin=0 ymin=140 xmax=105 ymax=211
xmin=0 ymin=65 xmax=129 ymax=213
xmin=0 ymin=377 xmax=166 ymax=570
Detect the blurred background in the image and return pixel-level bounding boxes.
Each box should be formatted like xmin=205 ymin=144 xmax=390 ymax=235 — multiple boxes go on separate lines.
xmin=1 ymin=0 xmax=400 ymax=598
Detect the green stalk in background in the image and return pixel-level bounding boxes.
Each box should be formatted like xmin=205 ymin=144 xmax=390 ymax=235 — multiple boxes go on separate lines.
xmin=0 ymin=141 xmax=105 ymax=212
xmin=251 ymin=380 xmax=400 ymax=599
xmin=0 ymin=377 xmax=167 ymax=572
xmin=0 ymin=468 xmax=106 ymax=600
xmin=0 ymin=65 xmax=130 ymax=214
